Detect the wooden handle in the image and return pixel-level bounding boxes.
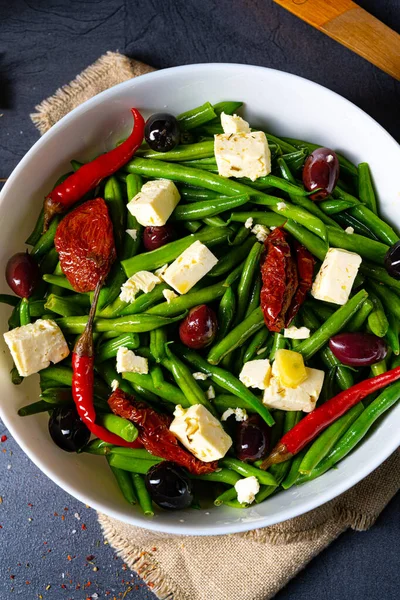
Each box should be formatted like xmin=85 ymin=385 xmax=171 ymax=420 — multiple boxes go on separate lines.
xmin=273 ymin=0 xmax=400 ymax=80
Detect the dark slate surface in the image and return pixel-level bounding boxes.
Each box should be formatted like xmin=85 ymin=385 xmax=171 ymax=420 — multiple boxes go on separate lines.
xmin=0 ymin=1 xmax=399 ymax=598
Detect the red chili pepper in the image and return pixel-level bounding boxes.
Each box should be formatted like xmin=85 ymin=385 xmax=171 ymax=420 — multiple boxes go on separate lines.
xmin=108 ymin=389 xmax=218 ymax=475
xmin=260 ymin=227 xmax=298 ymax=332
xmin=72 ymin=284 xmax=142 ymax=448
xmin=43 ymin=108 xmax=145 ymax=231
xmin=54 ymin=198 xmax=116 ymax=293
xmin=260 ymin=365 xmax=400 ymax=469
xmin=285 ymin=241 xmax=315 ymax=326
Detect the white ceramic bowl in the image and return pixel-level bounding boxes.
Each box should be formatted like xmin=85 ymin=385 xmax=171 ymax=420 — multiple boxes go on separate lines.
xmin=1 ymin=64 xmax=399 ymax=535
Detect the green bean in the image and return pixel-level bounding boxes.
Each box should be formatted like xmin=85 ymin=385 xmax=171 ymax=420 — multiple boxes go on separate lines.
xmin=0 ymin=294 xmax=19 ymax=307
xmin=368 ymin=280 xmax=400 ymax=321
xmin=211 ymin=100 xmax=243 ymax=118
xmin=371 ymin=359 xmax=387 ymax=376
xmin=138 ymin=141 xmax=216 ymax=161
xmin=151 ymin=365 xmax=165 ymax=389
xmin=230 ymin=224 xmax=250 ymax=246
xmin=179 ymin=187 xmax=219 ymax=201
xmin=319 ymin=199 xmax=354 ymax=214
xmin=173 ymin=194 xmax=249 ymax=221
xmin=209 ymin=237 xmax=256 ymax=278
xmin=183 ymin=220 xmax=203 ymax=233
xmin=44 ymin=295 xmax=85 ymax=317
xmin=220 ymin=457 xmax=277 ymax=486
xmin=96 ymin=333 xmax=140 ymax=363
xmin=360 ymin=262 xmax=400 ymax=294
xmin=320 ymin=347 xmax=354 ymax=390
xmin=108 ymin=453 xmax=161 ymax=475
xmin=214 ymin=486 xmax=237 ymax=506
xmin=30 ymin=216 xmax=61 ymax=259
xmin=348 ymin=205 xmax=398 ymax=246
xmin=56 ymin=312 xmax=185 ymax=334
xmin=216 ymin=287 xmax=236 ymax=343
xmin=82 ymin=439 xmax=112 ymax=455
xmin=104 ymin=176 xmax=125 ymax=253
xmin=282 ymin=138 xmax=358 ymax=178
xmin=190 ymin=468 xmax=242 ymax=486
xmin=207 ymin=307 xmax=265 ymax=365
xmin=122 ymin=225 xmax=231 ymax=277
xmin=327 ymin=226 xmax=388 ymax=264
xmin=100 ymin=283 xmax=169 ymax=319
xmin=281 ymin=448 xmax=308 ymax=489
xmin=107 ymin=461 xmax=137 ymax=505
xmin=269 ymin=333 xmax=286 ymax=361
xmin=296 ymin=290 xmax=369 ymax=361
xmin=305 ymin=300 xmax=335 ymax=322
xmin=124 ymin=173 xmax=143 ymax=249
xmin=245 ymin=274 xmax=261 ymax=319
xmin=281 ymin=149 xmax=307 ymax=172
xmin=213 ymin=394 xmax=257 ymax=414
xmin=19 ymin=298 xmax=30 ymax=326
xmin=97 ymin=414 xmax=138 ymax=442
xmin=243 ymin=327 xmax=269 ymax=363
xmin=40 ymin=365 xmax=73 ymax=386
xmin=299 ymin=403 xmax=365 ymax=476
xmin=40 ymin=387 xmax=74 ymax=405
xmin=235 ymin=242 xmax=262 ymax=324
xmin=25 ymin=208 xmax=45 ymax=246
xmin=203 ymin=216 xmax=228 ymax=228
xmin=358 ymin=162 xmax=377 ymax=214
xmin=165 ymin=346 xmax=216 ymax=415
xmin=346 ymin=298 xmax=374 ymax=332
xmin=18 ymin=400 xmax=51 ymax=417
xmin=130 ymin=473 xmax=155 ymax=516
xmin=42 ymin=274 xmax=76 ymax=292
xmin=149 ymin=327 xmax=167 ymax=362
xmin=122 ymin=372 xmax=190 ymax=407
xmin=333 ymin=212 xmax=378 ymax=240
xmin=175 ymin=344 xmax=275 ymax=426
xmin=110 ymin=448 xmax=162 ymax=459
xmin=366 ymin=289 xmax=389 ymax=337
xmin=11 ymin=366 xmax=23 ymax=385
xmin=298 ymin=380 xmax=400 ymax=484
xmin=95 ymin=359 xmax=132 ymax=394
xmin=146 ymin=282 xmax=226 ymax=317
xmin=177 ymin=102 xmax=217 ymax=130
xmin=385 ymin=311 xmax=400 ymax=355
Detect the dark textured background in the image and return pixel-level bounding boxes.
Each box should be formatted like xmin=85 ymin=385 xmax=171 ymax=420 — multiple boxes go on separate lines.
xmin=0 ymin=1 xmax=399 ymax=598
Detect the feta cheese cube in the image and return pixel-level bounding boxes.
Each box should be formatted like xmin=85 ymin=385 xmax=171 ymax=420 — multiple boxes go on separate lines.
xmin=116 ymin=347 xmax=148 ymax=374
xmin=221 ymin=407 xmax=248 ymax=422
xmin=220 ymin=112 xmax=251 ymax=134
xmin=169 ymin=404 xmax=232 ymax=462
xmin=192 ymin=372 xmax=210 ymax=381
xmin=162 ymin=241 xmax=218 ymax=294
xmin=239 ymin=359 xmax=271 ymax=390
xmin=214 ymin=131 xmax=271 ymax=181
xmin=120 ymin=271 xmax=161 ymax=303
xmin=263 ymin=365 xmax=325 ymax=412
xmin=284 ymin=326 xmax=310 ymax=339
xmin=3 ymin=319 xmax=69 ymax=377
xmin=127 ymin=179 xmax=180 ymax=226
xmin=311 ymin=248 xmax=362 ymax=305
xmin=162 ymin=289 xmax=178 ymax=303
xmin=235 ymin=476 xmax=260 ymax=505
xmin=252 ymin=224 xmax=269 ymax=242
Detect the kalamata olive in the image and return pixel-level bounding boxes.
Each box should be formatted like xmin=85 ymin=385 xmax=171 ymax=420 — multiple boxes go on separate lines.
xmin=235 ymin=414 xmax=270 ymax=462
xmin=48 ymin=406 xmax=90 ymax=452
xmin=145 ymin=461 xmax=193 ymax=510
xmin=329 ymin=333 xmax=387 ymax=367
xmin=302 ymin=147 xmax=340 ymax=201
xmin=6 ymin=252 xmax=40 ymax=298
xmin=142 ymin=225 xmax=177 ymax=251
xmin=144 ymin=113 xmax=180 ymax=153
xmin=179 ymin=304 xmax=217 ymax=349
xmin=384 ymin=241 xmax=400 ymax=280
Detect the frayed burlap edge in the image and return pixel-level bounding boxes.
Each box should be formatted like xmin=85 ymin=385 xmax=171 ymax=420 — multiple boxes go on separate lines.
xmin=30 ymin=51 xmax=155 ymax=135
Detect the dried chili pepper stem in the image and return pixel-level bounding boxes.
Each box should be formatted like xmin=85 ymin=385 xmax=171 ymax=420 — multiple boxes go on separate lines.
xmin=260 ymin=364 xmax=400 ymax=469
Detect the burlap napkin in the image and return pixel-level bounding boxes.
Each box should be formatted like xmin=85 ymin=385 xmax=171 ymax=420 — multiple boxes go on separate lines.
xmin=30 ymin=51 xmax=400 ymax=600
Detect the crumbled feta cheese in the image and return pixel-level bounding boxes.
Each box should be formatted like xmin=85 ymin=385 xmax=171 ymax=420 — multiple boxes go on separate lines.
xmin=221 ymin=407 xmax=248 ymax=422
xmin=220 ymin=112 xmax=251 ymax=134
xmin=116 ymin=347 xmax=148 ymax=374
xmin=284 ymin=326 xmax=311 ymax=339
xmin=263 ymin=361 xmax=325 ymax=412
xmin=127 ymin=179 xmax=181 ymax=226
xmin=206 ymin=385 xmax=216 ymax=400
xmin=277 ymin=202 xmax=287 ymax=211
xmin=214 ymin=131 xmax=271 ymax=181
xmin=111 ymin=379 xmax=119 ymax=392
xmin=311 ymin=248 xmax=362 ymax=305
xmin=244 ymin=217 xmax=254 ymax=229
xmin=239 ymin=359 xmax=271 ymax=390
xmin=252 ymin=224 xmax=269 ymax=242
xmin=126 ymin=229 xmax=138 ymax=240
xmin=162 ymin=289 xmax=178 ymax=303
xmin=120 ymin=271 xmax=161 ymax=303
xmin=235 ymin=476 xmax=260 ymax=505
xmin=192 ymin=372 xmax=210 ymax=381
xmin=345 ymin=226 xmax=354 ymax=234
xmin=162 ymin=241 xmax=218 ymax=294
xmin=3 ymin=319 xmax=69 ymax=377
xmin=155 ymin=263 xmax=169 ymax=279
xmin=170 ymin=404 xmax=232 ymax=462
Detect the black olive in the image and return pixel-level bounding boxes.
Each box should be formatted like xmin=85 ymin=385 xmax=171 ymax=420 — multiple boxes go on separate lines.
xmin=48 ymin=406 xmax=90 ymax=452
xmin=144 ymin=113 xmax=180 ymax=153
xmin=145 ymin=462 xmax=193 ymax=510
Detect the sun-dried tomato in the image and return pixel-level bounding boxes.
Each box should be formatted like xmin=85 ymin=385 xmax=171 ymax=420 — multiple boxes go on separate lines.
xmin=285 ymin=240 xmax=315 ymax=326
xmin=54 ymin=198 xmax=116 ymax=293
xmin=108 ymin=389 xmax=218 ymax=475
xmin=260 ymin=227 xmax=298 ymax=332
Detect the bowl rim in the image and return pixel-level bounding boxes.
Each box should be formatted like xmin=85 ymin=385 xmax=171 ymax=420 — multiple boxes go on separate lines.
xmin=1 ymin=62 xmax=399 ymax=535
